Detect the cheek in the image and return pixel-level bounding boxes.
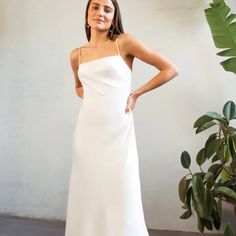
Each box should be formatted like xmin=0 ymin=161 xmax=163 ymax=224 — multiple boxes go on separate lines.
xmin=107 ymin=13 xmax=115 ymax=22
xmin=87 ymin=11 xmax=95 ymax=23
xmin=88 ymin=7 xmax=95 ymax=16
xmin=88 ymin=10 xmax=93 ymax=17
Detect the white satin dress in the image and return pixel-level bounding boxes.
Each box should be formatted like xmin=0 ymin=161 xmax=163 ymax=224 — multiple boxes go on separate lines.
xmin=65 ymin=37 xmax=149 ymax=236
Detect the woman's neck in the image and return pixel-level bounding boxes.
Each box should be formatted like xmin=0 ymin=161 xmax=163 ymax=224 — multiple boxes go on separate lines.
xmin=88 ymin=30 xmax=110 ymax=47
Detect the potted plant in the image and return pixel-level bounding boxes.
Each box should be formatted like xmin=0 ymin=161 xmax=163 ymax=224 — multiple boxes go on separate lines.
xmin=179 ymin=0 xmax=236 ymax=235
xmin=179 ymin=101 xmax=236 ymax=235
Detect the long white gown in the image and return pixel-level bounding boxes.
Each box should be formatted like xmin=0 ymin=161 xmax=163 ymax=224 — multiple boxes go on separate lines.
xmin=65 ymin=37 xmax=149 ymax=236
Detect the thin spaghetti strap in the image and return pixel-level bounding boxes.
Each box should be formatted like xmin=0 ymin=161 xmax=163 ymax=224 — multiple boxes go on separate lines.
xmin=115 ymin=37 xmax=120 ymax=55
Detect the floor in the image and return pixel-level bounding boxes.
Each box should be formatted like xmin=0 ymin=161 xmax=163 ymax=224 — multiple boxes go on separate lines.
xmin=0 ymin=215 xmax=222 ymax=236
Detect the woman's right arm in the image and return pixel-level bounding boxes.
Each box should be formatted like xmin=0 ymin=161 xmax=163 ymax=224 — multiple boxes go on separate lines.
xmin=70 ymin=49 xmax=84 ymax=99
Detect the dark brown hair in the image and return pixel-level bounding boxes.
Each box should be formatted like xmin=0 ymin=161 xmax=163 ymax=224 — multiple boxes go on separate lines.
xmin=85 ymin=0 xmax=124 ymax=41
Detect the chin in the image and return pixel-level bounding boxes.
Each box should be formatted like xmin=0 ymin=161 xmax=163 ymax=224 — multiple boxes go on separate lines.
xmin=94 ymin=26 xmax=109 ymax=32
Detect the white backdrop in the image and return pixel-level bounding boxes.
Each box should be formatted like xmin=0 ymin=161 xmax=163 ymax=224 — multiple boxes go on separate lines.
xmin=0 ymin=0 xmax=236 ymax=233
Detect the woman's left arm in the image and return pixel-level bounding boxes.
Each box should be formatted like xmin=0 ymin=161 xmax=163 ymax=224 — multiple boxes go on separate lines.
xmin=122 ymin=33 xmax=179 ymax=112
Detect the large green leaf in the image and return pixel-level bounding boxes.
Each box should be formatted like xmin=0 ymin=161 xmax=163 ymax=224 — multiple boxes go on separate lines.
xmin=215 ymin=186 xmax=236 ymax=202
xmin=196 ymin=122 xmax=217 ymax=134
xmin=217 ymin=198 xmax=222 ymax=217
xmin=208 ymin=163 xmax=222 ymax=178
xmin=206 ymin=112 xmax=223 ymax=120
xmin=205 ymin=2 xmax=236 ymax=74
xmin=212 ymin=209 xmax=221 ymax=230
xmin=221 ymin=58 xmax=236 ymax=73
xmin=205 ymin=112 xmax=228 ymax=128
xmin=206 ymin=139 xmax=223 ymax=158
xmin=196 ymin=148 xmax=206 ymax=166
xmin=223 ymin=101 xmax=236 ymax=120
xmin=203 ymin=219 xmax=213 ymax=231
xmin=204 ymin=188 xmax=214 ymax=219
xmin=218 ymin=48 xmax=236 ymax=56
xmin=194 ymin=115 xmax=214 ymax=128
xmin=205 ymin=133 xmax=218 ymax=147
xmin=179 ymin=176 xmax=191 ymax=203
xmin=186 ymin=187 xmax=193 ymax=213
xmin=181 ymin=151 xmax=191 ymax=169
xmin=192 ymin=175 xmax=205 ymax=216
xmin=212 ymin=154 xmax=220 ymax=163
xmin=180 ymin=209 xmax=192 ymax=219
xmin=197 ymin=215 xmax=204 ymax=233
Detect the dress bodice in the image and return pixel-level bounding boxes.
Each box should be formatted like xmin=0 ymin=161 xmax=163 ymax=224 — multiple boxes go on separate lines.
xmin=78 ymin=55 xmax=132 ymax=98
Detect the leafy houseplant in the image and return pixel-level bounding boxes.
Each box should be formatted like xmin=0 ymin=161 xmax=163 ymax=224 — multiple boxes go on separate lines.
xmin=179 ymin=0 xmax=236 ymax=235
xmin=179 ymin=101 xmax=236 ymax=235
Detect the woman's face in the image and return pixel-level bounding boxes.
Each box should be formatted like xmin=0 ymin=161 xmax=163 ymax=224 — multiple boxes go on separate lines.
xmin=87 ymin=0 xmax=115 ymax=33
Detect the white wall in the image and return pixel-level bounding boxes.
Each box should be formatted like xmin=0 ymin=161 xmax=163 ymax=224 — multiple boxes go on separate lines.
xmin=0 ymin=0 xmax=236 ymax=233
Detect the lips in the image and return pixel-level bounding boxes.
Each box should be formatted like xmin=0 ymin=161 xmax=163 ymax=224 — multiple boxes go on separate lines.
xmin=94 ymin=19 xmax=104 ymax=23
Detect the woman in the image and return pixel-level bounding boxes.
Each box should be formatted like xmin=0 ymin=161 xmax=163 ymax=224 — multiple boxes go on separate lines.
xmin=65 ymin=0 xmax=179 ymax=236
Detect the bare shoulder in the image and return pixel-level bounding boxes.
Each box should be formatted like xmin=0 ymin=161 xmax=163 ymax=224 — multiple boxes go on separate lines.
xmin=70 ymin=43 xmax=90 ymax=59
xmin=117 ymin=32 xmax=135 ymax=42
xmin=70 ymin=48 xmax=80 ymax=60
xmin=69 ymin=48 xmax=80 ymax=72
xmin=117 ymin=32 xmax=136 ymax=48
xmin=117 ymin=32 xmax=146 ymax=57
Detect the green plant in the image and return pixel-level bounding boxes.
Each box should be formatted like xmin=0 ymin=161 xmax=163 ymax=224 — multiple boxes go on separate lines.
xmin=205 ymin=0 xmax=236 ymax=74
xmin=178 ymin=0 xmax=236 ymax=235
xmin=179 ymin=101 xmax=236 ymax=235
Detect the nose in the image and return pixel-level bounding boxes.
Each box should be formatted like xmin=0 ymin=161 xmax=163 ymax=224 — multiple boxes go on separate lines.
xmin=97 ymin=8 xmax=104 ymax=17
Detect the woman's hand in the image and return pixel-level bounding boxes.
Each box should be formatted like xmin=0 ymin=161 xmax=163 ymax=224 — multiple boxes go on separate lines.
xmin=75 ymin=86 xmax=84 ymax=99
xmin=125 ymin=93 xmax=139 ymax=113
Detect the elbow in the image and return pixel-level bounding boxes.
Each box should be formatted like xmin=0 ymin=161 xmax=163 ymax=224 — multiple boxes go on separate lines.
xmin=168 ymin=65 xmax=180 ymax=79
xmin=160 ymin=66 xmax=179 ymax=83
xmin=172 ymin=64 xmax=180 ymax=77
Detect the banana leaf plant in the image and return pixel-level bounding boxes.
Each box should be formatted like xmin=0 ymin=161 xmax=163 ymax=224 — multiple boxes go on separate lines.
xmin=179 ymin=101 xmax=236 ymax=235
xmin=205 ymin=0 xmax=236 ymax=74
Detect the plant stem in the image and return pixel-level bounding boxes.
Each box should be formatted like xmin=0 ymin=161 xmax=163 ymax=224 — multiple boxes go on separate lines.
xmin=189 ymin=168 xmax=194 ymax=176
xmin=200 ymin=165 xmax=204 ymax=173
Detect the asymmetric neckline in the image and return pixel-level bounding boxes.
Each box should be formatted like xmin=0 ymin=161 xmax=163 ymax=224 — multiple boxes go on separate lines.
xmin=78 ymin=55 xmax=132 ymax=72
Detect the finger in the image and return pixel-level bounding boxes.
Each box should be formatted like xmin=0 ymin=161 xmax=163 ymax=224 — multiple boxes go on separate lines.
xmin=125 ymin=107 xmax=130 ymax=113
